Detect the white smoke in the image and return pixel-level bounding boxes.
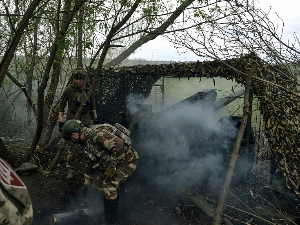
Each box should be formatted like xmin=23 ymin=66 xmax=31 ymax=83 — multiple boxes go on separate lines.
xmin=126 ymin=92 xmax=239 ymax=194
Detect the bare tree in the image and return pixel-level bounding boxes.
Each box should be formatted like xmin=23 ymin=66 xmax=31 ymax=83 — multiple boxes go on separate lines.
xmin=165 ymin=0 xmax=300 ymax=213
xmin=36 ymin=0 xmax=203 ymax=151
xmin=0 ymin=0 xmax=44 ymax=88
xmin=25 ymin=0 xmax=87 ymax=161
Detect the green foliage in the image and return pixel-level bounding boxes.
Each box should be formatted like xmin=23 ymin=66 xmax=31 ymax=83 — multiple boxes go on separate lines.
xmin=151 ymin=76 xmax=263 ymax=123
xmin=2 ymin=77 xmax=10 ymax=86
xmin=193 ymin=1 xmax=221 ymax=21
xmin=85 ymin=41 xmax=93 ymax=50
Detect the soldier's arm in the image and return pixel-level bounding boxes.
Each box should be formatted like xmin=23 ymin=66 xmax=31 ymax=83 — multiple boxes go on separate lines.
xmin=83 ymin=154 xmax=95 ymax=180
xmin=90 ymin=95 xmax=97 ymax=119
xmin=90 ymin=130 xmax=124 ymax=156
xmin=58 ymin=87 xmax=70 ymax=122
xmin=58 ymin=112 xmax=64 ymax=123
xmin=92 ymin=110 xmax=97 ymax=119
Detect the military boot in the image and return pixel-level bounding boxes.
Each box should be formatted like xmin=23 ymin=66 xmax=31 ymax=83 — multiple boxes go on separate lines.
xmin=104 ymin=197 xmax=119 ymax=225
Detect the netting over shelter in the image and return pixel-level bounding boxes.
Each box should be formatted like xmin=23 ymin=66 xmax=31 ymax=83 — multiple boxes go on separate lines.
xmin=96 ymin=53 xmax=300 ymax=197
xmin=89 ymin=68 xmax=162 ymax=125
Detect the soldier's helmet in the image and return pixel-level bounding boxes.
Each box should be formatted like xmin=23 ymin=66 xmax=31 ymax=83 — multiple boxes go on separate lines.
xmin=72 ymin=67 xmax=87 ymax=79
xmin=62 ymin=119 xmax=84 ymax=141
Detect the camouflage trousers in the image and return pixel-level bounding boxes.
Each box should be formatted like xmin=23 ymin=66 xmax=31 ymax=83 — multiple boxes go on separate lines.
xmin=92 ymin=153 xmax=139 ymax=200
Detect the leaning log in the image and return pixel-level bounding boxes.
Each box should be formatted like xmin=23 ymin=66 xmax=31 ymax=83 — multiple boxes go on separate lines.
xmin=185 ymin=190 xmax=233 ymax=225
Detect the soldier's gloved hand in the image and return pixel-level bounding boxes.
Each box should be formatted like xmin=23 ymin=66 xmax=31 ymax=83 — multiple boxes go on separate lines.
xmin=59 ymin=122 xmax=64 ymax=132
xmin=103 ymin=164 xmax=116 ymax=181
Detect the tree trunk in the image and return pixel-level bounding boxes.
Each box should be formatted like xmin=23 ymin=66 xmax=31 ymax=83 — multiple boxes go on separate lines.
xmin=25 ymin=16 xmax=40 ymax=124
xmin=212 ymin=64 xmax=257 ymax=225
xmin=104 ymin=0 xmax=195 ymax=67
xmin=25 ymin=0 xmax=86 ymax=162
xmin=74 ymin=0 xmax=142 ymax=119
xmin=77 ymin=2 xmax=84 ymax=68
xmin=43 ymin=0 xmax=72 ymax=125
xmin=0 ymin=0 xmax=43 ymax=89
xmin=6 ymin=71 xmax=36 ymax=115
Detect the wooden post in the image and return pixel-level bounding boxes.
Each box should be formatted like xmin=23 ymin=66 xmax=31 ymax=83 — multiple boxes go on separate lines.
xmin=212 ymin=64 xmax=257 ymax=225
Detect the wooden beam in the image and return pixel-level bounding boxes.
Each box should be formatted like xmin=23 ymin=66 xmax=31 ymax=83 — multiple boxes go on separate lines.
xmin=186 ymin=190 xmax=233 ymax=225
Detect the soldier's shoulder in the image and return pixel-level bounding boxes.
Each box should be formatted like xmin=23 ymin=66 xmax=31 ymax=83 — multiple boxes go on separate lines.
xmin=0 ymin=158 xmax=33 ymax=225
xmin=0 ymin=159 xmax=30 ymax=206
xmin=87 ymin=124 xmax=111 ymax=135
xmin=61 ymin=85 xmax=73 ymax=95
xmin=91 ymin=124 xmax=113 ymax=131
xmin=65 ymin=85 xmax=75 ymax=91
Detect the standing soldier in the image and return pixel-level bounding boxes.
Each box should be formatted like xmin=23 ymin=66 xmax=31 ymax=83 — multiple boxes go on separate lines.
xmin=61 ymin=119 xmax=139 ymax=225
xmin=58 ymin=67 xmax=98 ymax=179
xmin=0 ymin=157 xmax=33 ymax=225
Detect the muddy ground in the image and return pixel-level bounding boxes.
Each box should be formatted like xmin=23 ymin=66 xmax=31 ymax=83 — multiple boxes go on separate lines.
xmin=3 ymin=123 xmax=211 ymax=225
xmin=19 ymin=150 xmax=209 ymax=225
xmin=17 ymin=150 xmax=270 ymax=225
xmin=18 ymin=148 xmax=300 ymax=225
xmin=4 ymin=121 xmax=300 ymax=225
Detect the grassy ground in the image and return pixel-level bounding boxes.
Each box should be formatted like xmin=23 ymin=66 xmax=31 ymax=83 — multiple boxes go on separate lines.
xmin=147 ymin=76 xmax=262 ymax=123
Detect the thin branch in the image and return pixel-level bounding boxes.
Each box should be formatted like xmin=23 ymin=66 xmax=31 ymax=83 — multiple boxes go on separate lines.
xmin=212 ymin=64 xmax=257 ymax=225
xmin=6 ymin=72 xmax=36 ymax=115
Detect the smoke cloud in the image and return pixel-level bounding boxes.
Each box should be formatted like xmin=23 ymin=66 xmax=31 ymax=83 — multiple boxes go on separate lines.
xmin=126 ymin=92 xmax=240 ymax=196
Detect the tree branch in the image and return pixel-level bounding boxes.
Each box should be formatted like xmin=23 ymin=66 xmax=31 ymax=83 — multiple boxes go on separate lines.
xmin=212 ymin=64 xmax=257 ymax=225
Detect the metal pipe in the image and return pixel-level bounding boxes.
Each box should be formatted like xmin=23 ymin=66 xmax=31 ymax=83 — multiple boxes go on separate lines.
xmin=212 ymin=87 xmax=245 ymax=112
xmin=50 ymin=207 xmax=101 ymax=225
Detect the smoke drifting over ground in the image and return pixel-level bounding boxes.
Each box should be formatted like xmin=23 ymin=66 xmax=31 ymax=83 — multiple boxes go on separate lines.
xmin=126 ymin=92 xmax=242 ymax=196
xmin=24 ymin=90 xmax=257 ymax=225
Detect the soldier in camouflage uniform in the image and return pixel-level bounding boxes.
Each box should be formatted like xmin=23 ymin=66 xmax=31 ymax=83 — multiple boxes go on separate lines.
xmin=0 ymin=158 xmax=33 ymax=225
xmin=62 ymin=119 xmax=139 ymax=225
xmin=58 ymin=67 xmax=98 ymax=179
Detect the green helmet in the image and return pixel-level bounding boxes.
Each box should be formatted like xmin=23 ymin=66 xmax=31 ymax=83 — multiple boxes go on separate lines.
xmin=62 ymin=119 xmax=84 ymax=141
xmin=72 ymin=67 xmax=87 ymax=79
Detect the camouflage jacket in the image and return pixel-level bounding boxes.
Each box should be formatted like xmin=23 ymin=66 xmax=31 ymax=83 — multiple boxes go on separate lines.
xmin=83 ymin=124 xmax=139 ymax=178
xmin=58 ymin=84 xmax=96 ymax=124
xmin=0 ymin=158 xmax=33 ymax=225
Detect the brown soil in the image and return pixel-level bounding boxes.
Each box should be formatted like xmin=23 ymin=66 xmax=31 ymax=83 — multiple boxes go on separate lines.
xmin=11 ymin=142 xmax=271 ymax=225
xmin=21 ymin=167 xmax=83 ymax=225
xmin=13 ymin=148 xmax=300 ymax=225
xmin=19 ymin=152 xmax=204 ymax=225
xmin=8 ymin=122 xmax=299 ymax=225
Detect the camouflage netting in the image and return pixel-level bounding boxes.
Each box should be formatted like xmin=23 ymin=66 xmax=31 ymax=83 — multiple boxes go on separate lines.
xmin=96 ymin=54 xmax=300 ymax=197
xmin=91 ymin=69 xmax=162 ymax=110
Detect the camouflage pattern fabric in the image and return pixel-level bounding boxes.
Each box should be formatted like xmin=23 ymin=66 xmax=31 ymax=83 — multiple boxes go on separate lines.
xmin=0 ymin=158 xmax=33 ymax=225
xmin=59 ymin=84 xmax=96 ymax=174
xmin=83 ymin=125 xmax=139 ymax=200
xmin=59 ymin=83 xmax=95 ymax=174
xmin=66 ymin=123 xmax=90 ymax=174
xmin=66 ymin=141 xmax=83 ymax=173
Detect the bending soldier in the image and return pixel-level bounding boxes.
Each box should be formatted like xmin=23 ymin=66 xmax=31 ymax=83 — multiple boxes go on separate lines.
xmin=58 ymin=67 xmax=97 ymax=179
xmin=0 ymin=158 xmax=33 ymax=225
xmin=62 ymin=119 xmax=139 ymax=225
